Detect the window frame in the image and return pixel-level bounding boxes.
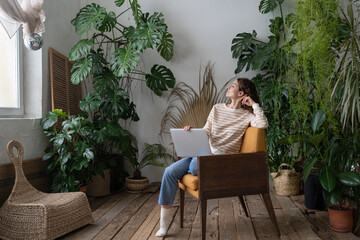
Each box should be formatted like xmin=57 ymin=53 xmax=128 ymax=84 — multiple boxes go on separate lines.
xmin=0 ymin=30 xmax=24 ymax=117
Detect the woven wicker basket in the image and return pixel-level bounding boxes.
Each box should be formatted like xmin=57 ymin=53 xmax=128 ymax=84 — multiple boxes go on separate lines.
xmin=271 ymin=163 xmax=301 ymax=196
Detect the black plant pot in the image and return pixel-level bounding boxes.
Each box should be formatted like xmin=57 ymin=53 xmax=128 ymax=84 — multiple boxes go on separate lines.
xmin=305 ymin=174 xmax=324 ymax=210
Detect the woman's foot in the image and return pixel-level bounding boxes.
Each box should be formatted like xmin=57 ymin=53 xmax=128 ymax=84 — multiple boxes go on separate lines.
xmin=156 ymin=207 xmax=172 ymax=237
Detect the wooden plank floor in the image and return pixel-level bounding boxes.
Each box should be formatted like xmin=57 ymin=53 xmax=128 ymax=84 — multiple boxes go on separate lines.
xmin=60 ymin=183 xmax=359 ymax=240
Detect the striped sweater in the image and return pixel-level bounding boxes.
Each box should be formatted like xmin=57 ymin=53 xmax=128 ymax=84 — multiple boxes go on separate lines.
xmin=203 ymin=103 xmax=268 ymax=154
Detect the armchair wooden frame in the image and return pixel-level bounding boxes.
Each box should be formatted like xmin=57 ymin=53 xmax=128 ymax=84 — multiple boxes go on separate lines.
xmin=178 ymin=127 xmax=281 ymax=240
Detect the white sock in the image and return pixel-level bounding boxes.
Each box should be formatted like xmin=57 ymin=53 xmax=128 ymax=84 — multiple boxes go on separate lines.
xmin=156 ymin=207 xmax=172 ymax=237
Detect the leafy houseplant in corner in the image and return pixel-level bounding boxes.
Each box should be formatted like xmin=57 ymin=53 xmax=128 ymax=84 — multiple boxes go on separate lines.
xmin=124 ymin=141 xmax=175 ymax=193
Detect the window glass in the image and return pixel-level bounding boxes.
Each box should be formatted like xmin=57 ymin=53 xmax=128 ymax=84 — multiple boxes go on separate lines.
xmin=0 ymin=26 xmax=21 ymax=114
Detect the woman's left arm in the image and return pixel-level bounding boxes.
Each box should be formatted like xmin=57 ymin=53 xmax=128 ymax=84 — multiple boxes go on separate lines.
xmin=242 ymin=96 xmax=268 ymax=129
xmin=250 ymin=103 xmax=268 ymax=129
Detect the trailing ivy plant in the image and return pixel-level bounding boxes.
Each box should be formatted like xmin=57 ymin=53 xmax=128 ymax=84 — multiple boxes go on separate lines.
xmin=67 ymin=0 xmax=176 ymax=176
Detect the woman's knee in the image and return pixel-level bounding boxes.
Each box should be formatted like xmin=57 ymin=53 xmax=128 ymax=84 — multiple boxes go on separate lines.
xmin=189 ymin=158 xmax=198 ymax=176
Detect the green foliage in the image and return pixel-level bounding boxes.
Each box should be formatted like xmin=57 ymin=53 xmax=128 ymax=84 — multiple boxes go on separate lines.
xmin=110 ymin=44 xmax=140 ymax=77
xmin=332 ymin=2 xmax=360 ymax=132
xmin=145 ymin=64 xmax=176 ymax=96
xmin=41 ymin=110 xmax=94 ymax=192
xmin=71 ymin=3 xmax=116 ymax=34
xmin=68 ymin=0 xmax=176 ymax=164
xmin=259 ymin=0 xmax=284 ymax=14
xmin=289 ymin=0 xmax=339 ymax=133
xmin=231 ymin=0 xmax=296 ymax=172
xmin=286 ymin=110 xmax=360 ymax=206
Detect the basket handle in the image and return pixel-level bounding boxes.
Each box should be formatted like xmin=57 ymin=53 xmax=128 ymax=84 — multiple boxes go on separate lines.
xmin=278 ymin=163 xmax=295 ymax=173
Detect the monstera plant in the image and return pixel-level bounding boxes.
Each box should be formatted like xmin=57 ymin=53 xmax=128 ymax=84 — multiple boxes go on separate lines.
xmin=68 ymin=0 xmax=176 ymax=179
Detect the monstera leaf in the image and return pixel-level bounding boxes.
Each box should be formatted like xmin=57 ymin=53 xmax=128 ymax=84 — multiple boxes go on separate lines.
xmin=71 ymin=3 xmax=116 ymax=34
xmin=145 ymin=65 xmax=175 ymax=96
xmin=79 ymin=91 xmax=102 ymax=112
xmin=98 ymin=11 xmax=117 ymax=32
xmin=130 ymin=0 xmax=143 ymax=24
xmin=157 ymin=32 xmax=174 ymax=61
xmin=69 ymin=39 xmax=94 ymax=61
xmin=110 ymin=44 xmax=140 ymax=77
xmin=132 ymin=12 xmax=167 ymax=50
xmin=259 ymin=0 xmax=284 ymax=14
xmin=231 ymin=31 xmax=257 ymax=59
xmin=115 ymin=0 xmax=125 ymax=7
xmin=71 ymin=58 xmax=93 ymax=84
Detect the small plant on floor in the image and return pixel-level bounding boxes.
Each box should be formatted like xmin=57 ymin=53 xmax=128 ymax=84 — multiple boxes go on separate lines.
xmin=123 ymin=136 xmax=175 ymax=179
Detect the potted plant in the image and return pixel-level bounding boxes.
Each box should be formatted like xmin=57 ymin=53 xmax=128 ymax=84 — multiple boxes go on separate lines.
xmin=123 ymin=138 xmax=175 ymax=192
xmin=40 ymin=109 xmax=94 ymax=192
xmin=287 ymin=110 xmax=360 ymax=232
xmin=68 ymin=0 xmax=176 ymax=194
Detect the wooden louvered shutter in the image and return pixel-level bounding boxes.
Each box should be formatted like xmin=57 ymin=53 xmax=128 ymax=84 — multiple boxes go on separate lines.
xmin=49 ymin=48 xmax=81 ymax=116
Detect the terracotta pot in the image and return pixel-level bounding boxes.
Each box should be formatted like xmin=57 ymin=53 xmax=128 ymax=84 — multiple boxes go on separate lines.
xmin=328 ymin=205 xmax=353 ymax=232
xmin=87 ymin=169 xmax=111 ymax=197
xmin=125 ymin=176 xmax=149 ymax=193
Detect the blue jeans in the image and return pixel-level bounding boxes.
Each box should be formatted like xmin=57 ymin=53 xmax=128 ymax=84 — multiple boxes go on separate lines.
xmin=158 ymin=157 xmax=198 ymax=205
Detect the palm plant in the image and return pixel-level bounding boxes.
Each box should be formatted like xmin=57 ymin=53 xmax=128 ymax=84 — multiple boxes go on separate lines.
xmin=123 ymin=138 xmax=175 ymax=179
xmin=159 ymin=63 xmax=230 ymax=139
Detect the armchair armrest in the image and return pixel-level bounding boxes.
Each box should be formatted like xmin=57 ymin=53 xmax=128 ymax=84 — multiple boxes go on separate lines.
xmin=197 ymin=152 xmax=269 ymax=199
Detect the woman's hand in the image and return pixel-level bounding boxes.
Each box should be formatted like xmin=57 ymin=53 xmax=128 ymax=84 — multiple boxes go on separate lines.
xmin=241 ymin=95 xmax=255 ymax=107
xmin=183 ymin=126 xmax=192 ymax=131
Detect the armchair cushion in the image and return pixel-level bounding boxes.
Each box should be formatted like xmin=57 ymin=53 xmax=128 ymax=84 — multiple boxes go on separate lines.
xmin=180 ymin=174 xmax=198 ymax=190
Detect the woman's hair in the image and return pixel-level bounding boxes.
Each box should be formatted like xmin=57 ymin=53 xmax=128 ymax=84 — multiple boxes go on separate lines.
xmin=237 ymin=78 xmax=260 ymax=113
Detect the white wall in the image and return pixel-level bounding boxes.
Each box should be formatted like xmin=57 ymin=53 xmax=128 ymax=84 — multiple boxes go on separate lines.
xmin=80 ymin=0 xmax=282 ymax=182
xmin=0 ymin=0 xmax=288 ymax=183
xmin=0 ymin=0 xmax=81 ymax=163
xmin=133 ymin=0 xmax=273 ymax=182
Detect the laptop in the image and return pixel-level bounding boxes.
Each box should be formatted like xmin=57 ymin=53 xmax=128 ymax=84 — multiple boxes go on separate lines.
xmin=170 ymin=128 xmax=212 ymax=157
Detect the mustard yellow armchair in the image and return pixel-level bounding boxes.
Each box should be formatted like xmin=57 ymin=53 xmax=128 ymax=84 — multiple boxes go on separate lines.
xmin=178 ymin=127 xmax=280 ymax=240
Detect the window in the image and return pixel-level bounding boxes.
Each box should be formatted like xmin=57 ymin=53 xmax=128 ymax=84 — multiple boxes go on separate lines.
xmin=0 ymin=26 xmax=23 ymax=116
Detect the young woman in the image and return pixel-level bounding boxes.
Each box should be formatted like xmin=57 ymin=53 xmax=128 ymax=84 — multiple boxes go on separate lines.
xmin=156 ymin=78 xmax=268 ymax=237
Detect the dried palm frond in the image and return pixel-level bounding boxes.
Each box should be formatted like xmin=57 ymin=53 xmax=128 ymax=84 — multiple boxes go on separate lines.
xmin=159 ymin=62 xmax=233 ymax=140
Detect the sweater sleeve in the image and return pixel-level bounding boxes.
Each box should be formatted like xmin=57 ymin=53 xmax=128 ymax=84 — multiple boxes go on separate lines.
xmin=250 ymin=103 xmax=268 ymax=129
xmin=203 ymin=106 xmax=214 ymax=136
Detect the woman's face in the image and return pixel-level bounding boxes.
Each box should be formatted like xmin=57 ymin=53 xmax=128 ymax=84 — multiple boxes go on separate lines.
xmin=226 ymin=80 xmax=244 ymax=99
